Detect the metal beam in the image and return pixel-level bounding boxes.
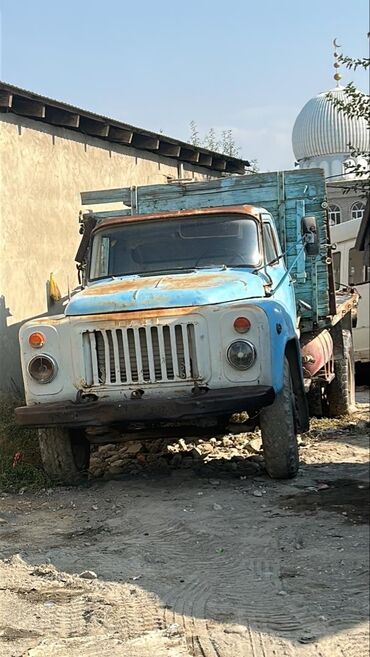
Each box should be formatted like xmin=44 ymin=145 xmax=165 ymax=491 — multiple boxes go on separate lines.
xmin=131 ymin=134 xmax=160 ymax=150
xmin=226 ymin=161 xmax=247 ymax=175
xmin=108 ymin=126 xmax=133 ymax=144
xmin=12 ymin=96 xmax=45 ymax=118
xmin=198 ymin=153 xmax=213 ymax=168
xmin=179 ymin=147 xmax=200 ymax=163
xmin=0 ymin=90 xmax=12 ymax=111
xmin=45 ymin=107 xmax=80 ymax=128
xmin=79 ymin=116 xmax=110 ymax=137
xmin=158 ymin=141 xmax=181 ymax=158
xmin=211 ymin=157 xmax=227 ymax=172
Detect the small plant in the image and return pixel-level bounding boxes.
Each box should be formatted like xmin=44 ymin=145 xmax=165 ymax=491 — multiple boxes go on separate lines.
xmin=189 ymin=121 xmax=242 ymax=157
xmin=0 ymin=395 xmax=50 ymax=491
xmin=189 ymin=122 xmax=259 ymax=171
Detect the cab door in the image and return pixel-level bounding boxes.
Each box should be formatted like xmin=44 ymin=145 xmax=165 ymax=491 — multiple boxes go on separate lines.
xmin=262 ymin=214 xmax=297 ymax=322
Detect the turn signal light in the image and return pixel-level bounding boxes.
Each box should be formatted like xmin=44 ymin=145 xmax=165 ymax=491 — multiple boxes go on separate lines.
xmin=28 ymin=332 xmax=46 ymax=349
xmin=233 ymin=317 xmax=251 ymax=333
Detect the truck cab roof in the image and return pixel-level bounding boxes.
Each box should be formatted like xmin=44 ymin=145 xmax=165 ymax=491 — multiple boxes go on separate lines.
xmin=92 ymin=204 xmax=267 ymax=233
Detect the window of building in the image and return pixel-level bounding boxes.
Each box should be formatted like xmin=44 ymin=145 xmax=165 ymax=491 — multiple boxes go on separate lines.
xmin=351 ymin=202 xmax=365 ymax=221
xmin=348 ymin=248 xmax=370 ymax=285
xmin=328 ymin=205 xmax=341 ymax=225
xmin=332 ymin=252 xmax=342 ymax=289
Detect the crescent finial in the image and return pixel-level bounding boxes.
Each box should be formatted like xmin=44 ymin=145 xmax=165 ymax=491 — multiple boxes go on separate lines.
xmin=332 ymin=38 xmax=342 ymax=86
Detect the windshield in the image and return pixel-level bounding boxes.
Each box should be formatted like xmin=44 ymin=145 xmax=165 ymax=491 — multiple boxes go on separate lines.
xmin=89 ymin=214 xmax=261 ymax=280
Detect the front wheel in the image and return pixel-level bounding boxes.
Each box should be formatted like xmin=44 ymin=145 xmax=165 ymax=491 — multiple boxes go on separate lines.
xmin=38 ymin=427 xmax=90 ymax=483
xmin=259 ymin=358 xmax=299 ymax=479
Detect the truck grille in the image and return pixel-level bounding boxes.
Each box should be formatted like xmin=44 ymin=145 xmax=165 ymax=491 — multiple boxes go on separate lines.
xmin=82 ymin=323 xmax=199 ymax=386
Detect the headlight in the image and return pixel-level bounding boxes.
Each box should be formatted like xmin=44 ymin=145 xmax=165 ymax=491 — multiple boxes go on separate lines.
xmin=227 ymin=340 xmax=256 ymax=370
xmin=28 ymin=355 xmax=58 ymax=383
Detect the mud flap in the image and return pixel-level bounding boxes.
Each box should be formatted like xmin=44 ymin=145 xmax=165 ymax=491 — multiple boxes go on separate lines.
xmin=286 ymin=340 xmax=310 ymax=432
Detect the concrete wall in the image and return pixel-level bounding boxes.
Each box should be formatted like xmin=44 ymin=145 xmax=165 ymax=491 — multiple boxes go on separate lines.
xmin=0 ymin=114 xmax=214 ymax=392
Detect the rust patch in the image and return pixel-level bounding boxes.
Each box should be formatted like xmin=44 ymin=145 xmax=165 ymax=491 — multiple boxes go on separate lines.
xmin=82 ymin=272 xmax=235 ymax=296
xmin=26 ymin=316 xmax=65 ymax=326
xmin=70 ymin=306 xmax=201 ymax=322
xmin=92 ymin=205 xmax=261 ymax=232
xmin=27 ymin=306 xmax=202 ymax=328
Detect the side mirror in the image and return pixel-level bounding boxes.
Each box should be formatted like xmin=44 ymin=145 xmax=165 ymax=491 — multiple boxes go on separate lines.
xmin=301 ymin=215 xmax=320 ymax=256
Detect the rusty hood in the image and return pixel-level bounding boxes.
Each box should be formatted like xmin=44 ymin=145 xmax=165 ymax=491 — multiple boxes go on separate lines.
xmin=65 ymin=268 xmax=265 ymax=316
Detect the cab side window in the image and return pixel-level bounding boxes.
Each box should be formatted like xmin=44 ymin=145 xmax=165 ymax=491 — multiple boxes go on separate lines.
xmin=332 ymin=251 xmax=341 ymax=289
xmin=263 ymin=223 xmax=279 ymax=264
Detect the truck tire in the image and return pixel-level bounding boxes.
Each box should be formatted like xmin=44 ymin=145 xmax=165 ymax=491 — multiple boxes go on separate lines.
xmin=259 ymin=358 xmax=299 ymax=479
xmin=38 ymin=427 xmax=90 ymax=483
xmin=327 ymin=329 xmax=355 ymax=417
xmin=307 ymin=381 xmax=328 ymax=418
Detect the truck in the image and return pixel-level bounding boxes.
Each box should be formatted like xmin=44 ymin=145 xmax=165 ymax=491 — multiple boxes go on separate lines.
xmin=15 ymin=168 xmax=358 ymax=482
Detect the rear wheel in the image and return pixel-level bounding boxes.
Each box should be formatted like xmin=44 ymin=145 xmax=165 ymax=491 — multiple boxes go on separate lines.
xmin=38 ymin=427 xmax=90 ymax=483
xmin=327 ymin=329 xmax=355 ymax=417
xmin=307 ymin=380 xmax=328 ymax=418
xmin=259 ymin=358 xmax=299 ymax=479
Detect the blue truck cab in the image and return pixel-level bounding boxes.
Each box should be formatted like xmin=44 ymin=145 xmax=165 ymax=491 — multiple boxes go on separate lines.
xmin=16 ymin=169 xmax=357 ymax=482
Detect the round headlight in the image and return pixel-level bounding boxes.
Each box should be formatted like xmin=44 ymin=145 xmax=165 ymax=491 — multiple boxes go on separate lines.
xmin=28 ymin=355 xmax=57 ymax=384
xmin=227 ymin=340 xmax=256 ymax=370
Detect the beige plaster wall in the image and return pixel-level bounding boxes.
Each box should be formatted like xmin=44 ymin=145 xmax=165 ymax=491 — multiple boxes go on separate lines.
xmin=0 ymin=114 xmax=213 ymax=391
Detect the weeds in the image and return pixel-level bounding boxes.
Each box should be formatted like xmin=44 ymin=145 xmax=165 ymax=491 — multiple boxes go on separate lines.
xmin=0 ymin=395 xmax=50 ymax=491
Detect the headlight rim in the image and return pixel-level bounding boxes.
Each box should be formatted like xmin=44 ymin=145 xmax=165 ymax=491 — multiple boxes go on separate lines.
xmin=227 ymin=339 xmax=256 ymax=371
xmin=27 ymin=354 xmax=58 ymax=384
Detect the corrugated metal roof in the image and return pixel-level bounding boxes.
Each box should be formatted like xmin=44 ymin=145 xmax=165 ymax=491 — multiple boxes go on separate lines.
xmin=292 ymin=87 xmax=369 ymax=161
xmin=0 ymin=81 xmax=249 ymax=174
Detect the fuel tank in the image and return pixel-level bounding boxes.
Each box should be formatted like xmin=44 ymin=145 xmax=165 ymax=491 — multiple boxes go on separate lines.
xmin=300 ymin=330 xmax=333 ymax=377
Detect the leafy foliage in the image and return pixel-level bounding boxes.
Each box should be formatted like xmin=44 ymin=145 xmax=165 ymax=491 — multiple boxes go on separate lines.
xmin=327 ymin=50 xmax=370 ymax=195
xmin=0 ymin=394 xmax=50 ymax=491
xmin=189 ymin=121 xmax=259 ymax=171
xmin=189 ymin=121 xmax=241 ymax=157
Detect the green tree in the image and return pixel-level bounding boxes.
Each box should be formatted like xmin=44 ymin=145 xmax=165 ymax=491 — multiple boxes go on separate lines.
xmin=203 ymin=127 xmax=220 ymax=152
xmin=327 ymin=49 xmax=369 ymax=195
xmin=189 ymin=120 xmax=201 ymax=147
xmin=189 ymin=122 xmax=240 ymax=157
xmin=188 ymin=122 xmax=259 ymax=171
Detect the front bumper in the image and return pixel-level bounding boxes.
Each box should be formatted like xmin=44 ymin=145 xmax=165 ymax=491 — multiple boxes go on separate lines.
xmin=15 ymin=385 xmax=274 ymax=428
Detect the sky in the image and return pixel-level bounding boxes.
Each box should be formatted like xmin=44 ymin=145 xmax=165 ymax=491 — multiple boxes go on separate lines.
xmin=0 ymin=0 xmax=368 ymax=170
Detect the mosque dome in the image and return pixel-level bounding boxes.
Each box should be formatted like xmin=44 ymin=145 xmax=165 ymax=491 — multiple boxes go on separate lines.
xmin=292 ymin=86 xmax=368 ymax=162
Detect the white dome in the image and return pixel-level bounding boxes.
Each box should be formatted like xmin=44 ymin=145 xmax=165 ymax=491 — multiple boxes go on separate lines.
xmin=292 ymin=87 xmax=369 ymax=161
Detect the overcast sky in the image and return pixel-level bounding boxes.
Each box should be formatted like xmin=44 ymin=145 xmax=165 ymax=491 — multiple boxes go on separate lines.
xmin=0 ymin=0 xmax=368 ymax=170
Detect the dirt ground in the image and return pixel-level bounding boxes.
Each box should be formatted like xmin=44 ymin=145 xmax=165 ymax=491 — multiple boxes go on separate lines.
xmin=0 ymin=389 xmax=369 ymax=657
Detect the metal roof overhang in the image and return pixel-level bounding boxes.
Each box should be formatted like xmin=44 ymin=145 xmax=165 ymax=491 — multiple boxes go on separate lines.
xmin=0 ymin=81 xmax=249 ymax=174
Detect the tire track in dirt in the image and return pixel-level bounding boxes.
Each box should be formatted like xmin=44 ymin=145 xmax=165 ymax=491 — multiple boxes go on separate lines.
xmin=143 ymin=509 xmax=353 ymax=657
xmin=154 ymin=517 xmax=304 ymax=656
xmin=0 ymin=559 xmax=189 ymax=657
